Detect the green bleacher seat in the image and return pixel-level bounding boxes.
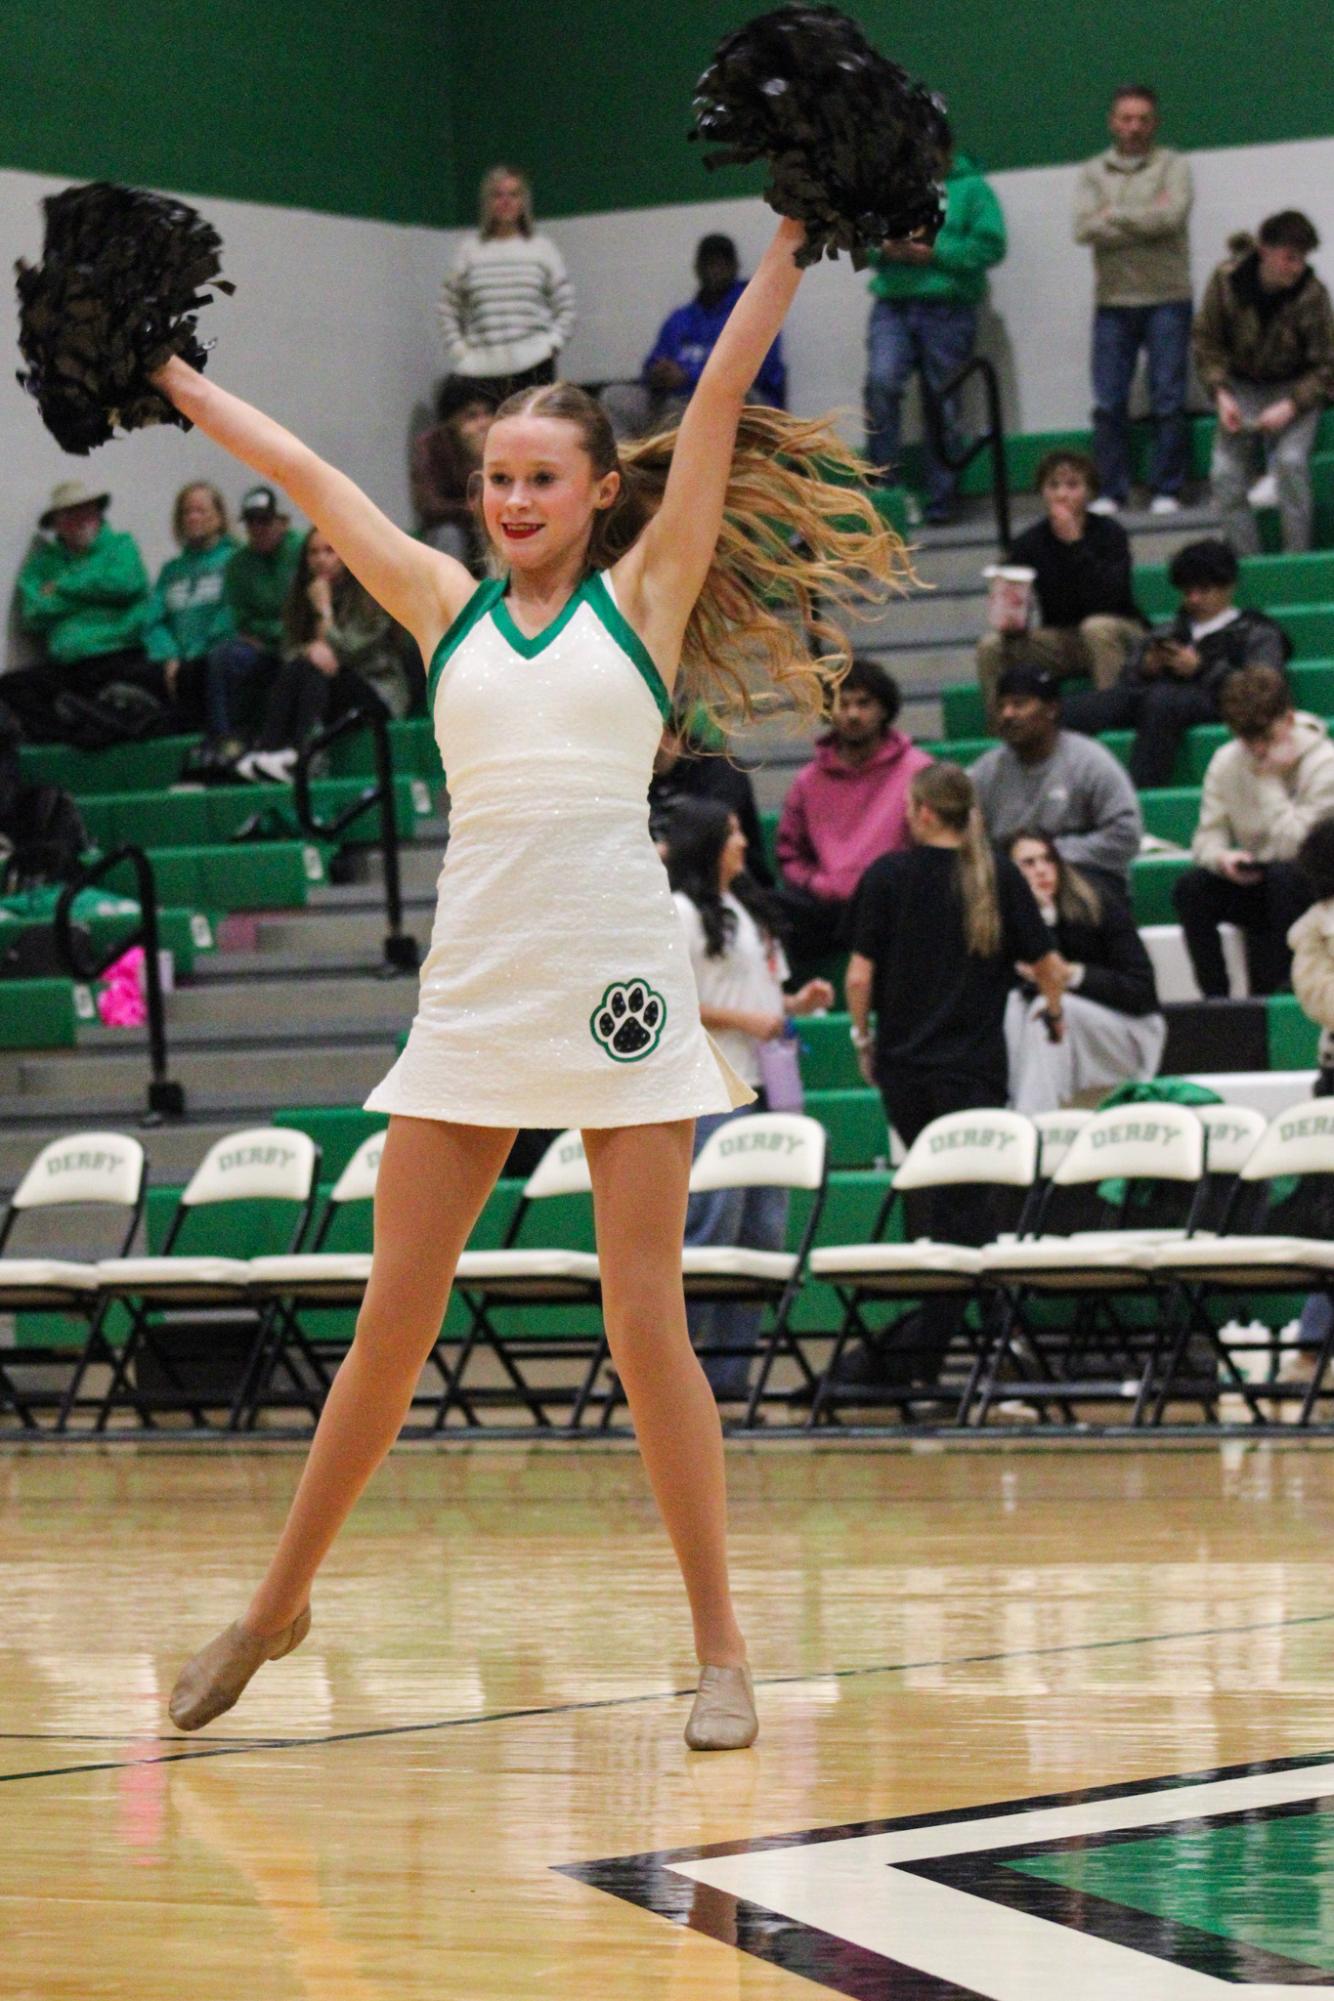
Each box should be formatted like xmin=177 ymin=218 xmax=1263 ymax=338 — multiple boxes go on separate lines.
xmin=1135 ymin=550 xmax=1334 ymax=620
xmin=921 ymin=735 xmax=992 ymax=767
xmin=16 ymin=735 xmax=199 ymax=795
xmin=803 ymin=1087 xmax=888 ymax=1168
xmin=273 ymin=1106 xmax=386 ymax=1179
xmin=0 ymin=977 xmax=78 ymax=1048
xmin=1129 ymin=854 xmax=1192 ymax=926
xmin=1139 ymin=789 xmax=1201 ymax=848
xmin=1267 ymin=995 xmax=1320 ymax=1072
xmin=134 ymin=842 xmax=326 ymax=911
xmin=792 ymin=1013 xmax=862 ymax=1091
xmin=1289 ymin=660 xmax=1334 ymax=712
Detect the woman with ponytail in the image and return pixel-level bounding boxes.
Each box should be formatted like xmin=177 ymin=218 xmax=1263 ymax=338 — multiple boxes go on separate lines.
xmin=841 ymin=763 xmax=1067 ymax=1392
xmin=665 ymin=795 xmax=832 ymax=1404
xmin=150 ymin=212 xmax=907 ymax=1752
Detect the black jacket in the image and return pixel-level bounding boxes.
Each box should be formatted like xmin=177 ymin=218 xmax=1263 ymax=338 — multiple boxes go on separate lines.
xmin=1021 ymin=886 xmax=1161 ymax=1017
xmin=1007 ymin=514 xmax=1142 ymax=630
xmin=1125 ymin=606 xmax=1291 ymax=699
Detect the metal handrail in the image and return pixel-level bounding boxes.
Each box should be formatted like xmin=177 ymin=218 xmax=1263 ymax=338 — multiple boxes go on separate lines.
xmin=290 ymin=704 xmax=421 ymax=974
xmin=54 ymin=846 xmax=185 ymax=1120
xmin=919 ymin=352 xmax=1011 ymax=551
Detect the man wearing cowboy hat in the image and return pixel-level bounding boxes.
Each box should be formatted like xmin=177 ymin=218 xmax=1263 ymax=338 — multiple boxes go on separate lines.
xmin=7 ymin=479 xmax=155 ymax=737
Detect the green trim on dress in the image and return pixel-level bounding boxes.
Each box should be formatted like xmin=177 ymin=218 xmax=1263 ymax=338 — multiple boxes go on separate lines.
xmin=490 ymin=579 xmax=587 ymax=659
xmin=584 ymin=571 xmax=673 ymax=724
xmin=426 ymin=577 xmax=506 ymax=705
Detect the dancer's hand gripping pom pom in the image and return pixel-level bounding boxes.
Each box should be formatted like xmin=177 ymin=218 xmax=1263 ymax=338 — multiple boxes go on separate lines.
xmin=689 ymin=4 xmax=949 ymax=268
xmin=15 ymin=181 xmax=234 ymax=455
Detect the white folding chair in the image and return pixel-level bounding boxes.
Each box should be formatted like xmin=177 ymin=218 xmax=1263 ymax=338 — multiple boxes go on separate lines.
xmin=239 ymin=1129 xmax=385 ymax=1428
xmin=0 ymin=1132 xmax=146 ymax=1430
xmin=807 ymin=1109 xmax=1039 ymax=1427
xmin=91 ymin=1127 xmax=321 ymax=1429
xmin=1148 ymin=1100 xmax=1334 ymax=1425
xmin=971 ymin=1103 xmax=1208 ymax=1425
xmin=437 ymin=1129 xmax=601 ymax=1430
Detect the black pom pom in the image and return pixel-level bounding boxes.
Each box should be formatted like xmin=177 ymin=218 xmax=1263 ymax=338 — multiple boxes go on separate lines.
xmin=689 ymin=6 xmax=949 ymax=268
xmin=14 ymin=182 xmax=234 ymax=456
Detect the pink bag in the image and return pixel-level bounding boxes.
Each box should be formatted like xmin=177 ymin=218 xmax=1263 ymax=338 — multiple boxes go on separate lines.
xmin=97 ymin=947 xmax=146 ymax=1028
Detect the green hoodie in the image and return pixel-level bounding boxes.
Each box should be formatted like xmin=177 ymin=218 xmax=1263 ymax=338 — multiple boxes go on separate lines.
xmin=869 ymin=154 xmax=1006 ymax=309
xmin=224 ymin=529 xmax=304 ymax=649
xmin=142 ymin=535 xmax=239 ymax=663
xmin=17 ymin=522 xmax=151 ymax=666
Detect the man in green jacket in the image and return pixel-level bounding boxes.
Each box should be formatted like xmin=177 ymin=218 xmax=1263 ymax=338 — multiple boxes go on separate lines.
xmin=864 ymin=125 xmax=1006 ymax=524
xmin=6 ymin=480 xmax=155 ymax=739
xmin=203 ymin=484 xmax=302 ymax=747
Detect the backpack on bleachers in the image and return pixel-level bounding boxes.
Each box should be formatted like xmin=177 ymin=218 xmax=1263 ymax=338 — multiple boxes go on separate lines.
xmin=45 ymin=679 xmax=171 ymax=751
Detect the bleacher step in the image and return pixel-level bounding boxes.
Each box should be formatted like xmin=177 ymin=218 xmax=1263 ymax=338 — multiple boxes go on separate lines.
xmin=0 ymin=1041 xmax=394 ymax=1110
xmin=162 ymin=977 xmax=418 ymax=1035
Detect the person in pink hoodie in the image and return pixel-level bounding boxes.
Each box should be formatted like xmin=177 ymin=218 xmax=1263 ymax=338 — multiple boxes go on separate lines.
xmin=775 ymin=658 xmax=934 ymax=965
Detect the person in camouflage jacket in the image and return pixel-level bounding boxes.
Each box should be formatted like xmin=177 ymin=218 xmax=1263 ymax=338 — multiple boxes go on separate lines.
xmin=1194 ymin=211 xmax=1334 ymax=554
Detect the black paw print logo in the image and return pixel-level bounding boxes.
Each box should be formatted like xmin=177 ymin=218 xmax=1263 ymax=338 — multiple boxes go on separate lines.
xmin=589 ymin=979 xmax=667 ymax=1062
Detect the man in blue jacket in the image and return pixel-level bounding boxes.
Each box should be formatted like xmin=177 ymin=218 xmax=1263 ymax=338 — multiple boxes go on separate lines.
xmin=602 ymin=235 xmax=786 ymax=438
xmin=865 ymin=127 xmax=1007 ymax=524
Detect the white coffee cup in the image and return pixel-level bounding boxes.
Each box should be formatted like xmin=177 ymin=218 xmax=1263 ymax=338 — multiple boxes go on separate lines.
xmin=983 ymin=564 xmax=1037 ymax=635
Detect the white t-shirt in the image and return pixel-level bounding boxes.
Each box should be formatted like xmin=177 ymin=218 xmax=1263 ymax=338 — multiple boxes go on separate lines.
xmin=674 ymin=890 xmax=789 ymax=1087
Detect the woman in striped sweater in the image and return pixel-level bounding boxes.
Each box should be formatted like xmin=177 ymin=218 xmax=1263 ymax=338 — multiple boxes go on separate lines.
xmin=437 ymin=165 xmax=575 ymax=402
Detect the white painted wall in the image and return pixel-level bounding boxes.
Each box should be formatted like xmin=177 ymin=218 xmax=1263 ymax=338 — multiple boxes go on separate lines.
xmin=1 ymin=167 xmax=453 ymax=661
xmin=553 ymin=133 xmax=1334 ymax=450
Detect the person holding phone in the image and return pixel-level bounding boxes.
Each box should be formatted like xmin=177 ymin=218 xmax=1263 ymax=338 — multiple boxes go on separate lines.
xmin=1173 ymin=664 xmax=1334 ymax=996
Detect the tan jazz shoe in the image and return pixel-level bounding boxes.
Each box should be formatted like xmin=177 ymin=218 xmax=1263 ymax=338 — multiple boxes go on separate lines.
xmin=168 ymin=1607 xmax=311 ymax=1732
xmin=684 ymin=1663 xmax=758 ymax=1751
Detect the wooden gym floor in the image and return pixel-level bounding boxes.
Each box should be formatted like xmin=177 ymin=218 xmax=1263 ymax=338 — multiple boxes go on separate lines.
xmin=5 ymin=1439 xmax=1334 ymax=1998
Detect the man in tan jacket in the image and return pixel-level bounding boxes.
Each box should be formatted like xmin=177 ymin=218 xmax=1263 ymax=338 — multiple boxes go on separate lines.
xmin=1194 ymin=211 xmax=1334 ymax=554
xmin=1172 ymin=665 xmax=1333 ymax=996
xmin=1073 ymin=86 xmax=1194 ymax=516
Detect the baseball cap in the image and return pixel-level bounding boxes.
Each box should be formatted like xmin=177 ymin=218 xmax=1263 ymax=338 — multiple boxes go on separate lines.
xmin=240 ymin=484 xmax=283 ymax=519
xmin=996 ymin=662 xmax=1061 ymax=703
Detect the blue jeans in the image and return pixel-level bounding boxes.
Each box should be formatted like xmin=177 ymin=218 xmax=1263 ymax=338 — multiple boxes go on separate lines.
xmin=204 ymin=636 xmax=278 ymax=741
xmin=1091 ymin=301 xmax=1192 ymax=502
xmin=865 ymin=298 xmax=978 ymax=515
xmin=685 ymin=1106 xmax=790 ymax=1402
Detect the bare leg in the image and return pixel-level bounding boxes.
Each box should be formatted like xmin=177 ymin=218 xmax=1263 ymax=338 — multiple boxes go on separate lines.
xmin=584 ymin=1120 xmax=747 ymax=1670
xmin=242 ymin=1116 xmax=515 ymax=1635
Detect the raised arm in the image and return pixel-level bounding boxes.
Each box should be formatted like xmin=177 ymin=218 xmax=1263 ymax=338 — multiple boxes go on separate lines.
xmin=153 ymin=357 xmax=476 ymax=656
xmin=614 ymin=217 xmax=807 ymax=661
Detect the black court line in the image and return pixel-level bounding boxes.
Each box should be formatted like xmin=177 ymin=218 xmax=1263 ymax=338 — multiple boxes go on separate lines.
xmin=5 ymin=1604 xmax=1334 ymax=1789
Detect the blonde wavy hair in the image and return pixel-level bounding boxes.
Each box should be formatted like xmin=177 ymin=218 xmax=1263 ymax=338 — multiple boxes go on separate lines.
xmin=486 ymin=382 xmax=916 ymax=729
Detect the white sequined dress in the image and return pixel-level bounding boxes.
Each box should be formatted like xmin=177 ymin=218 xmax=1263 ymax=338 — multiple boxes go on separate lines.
xmin=364 ymin=570 xmax=752 ymax=1128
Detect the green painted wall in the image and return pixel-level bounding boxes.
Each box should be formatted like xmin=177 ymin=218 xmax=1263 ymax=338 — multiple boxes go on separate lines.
xmin=447 ymin=0 xmax=1334 ymax=220
xmin=0 ymin=0 xmax=458 ymax=227
xmin=3 ymin=1 xmax=1331 ymax=229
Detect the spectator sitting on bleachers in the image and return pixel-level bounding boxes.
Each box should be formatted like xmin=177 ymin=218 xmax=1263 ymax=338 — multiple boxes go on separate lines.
xmin=1062 ymin=538 xmax=1292 ymax=789
xmin=971 ymin=663 xmax=1143 ymax=896
xmin=1288 ymin=815 xmax=1334 ymax=1084
xmin=142 ymin=483 xmax=238 ymax=732
xmin=976 ymin=449 xmax=1144 ymax=722
xmin=203 ymin=486 xmax=303 ymax=755
xmin=1171 ymin=664 xmax=1332 ymax=997
xmin=410 ymin=379 xmax=492 ymax=569
xmin=1194 ymin=211 xmax=1334 ymax=555
xmin=6 ymin=480 xmax=155 ymax=740
xmin=775 ymin=658 xmax=932 ymax=965
xmin=842 ymin=762 xmax=1065 ymax=1391
xmin=648 ymin=704 xmax=772 ymax=885
xmin=666 ymin=796 xmax=833 ymax=1404
xmin=236 ymin=529 xmax=413 ymax=783
xmin=1005 ymin=828 xmax=1165 ymax=1113
xmin=437 ymin=164 xmax=574 ymax=405
xmin=601 ymin=234 xmax=786 ymax=442
xmin=1072 ymin=84 xmax=1193 ymax=515
xmin=864 ymin=122 xmax=1006 ymax=524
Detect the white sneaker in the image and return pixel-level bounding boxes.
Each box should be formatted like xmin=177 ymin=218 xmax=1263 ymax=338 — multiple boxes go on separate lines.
xmin=251 ymin=748 xmax=298 ymax=784
xmin=1149 ymin=494 xmax=1182 ymax=516
xmin=1248 ymin=472 xmax=1279 ymax=509
xmin=1088 ymin=496 xmax=1120 ymax=516
xmin=233 ymin=750 xmax=261 ymax=782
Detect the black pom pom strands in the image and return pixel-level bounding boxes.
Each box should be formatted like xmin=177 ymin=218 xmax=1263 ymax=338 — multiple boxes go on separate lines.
xmin=689 ymin=6 xmax=949 ymax=269
xmin=15 ymin=182 xmax=233 ymax=456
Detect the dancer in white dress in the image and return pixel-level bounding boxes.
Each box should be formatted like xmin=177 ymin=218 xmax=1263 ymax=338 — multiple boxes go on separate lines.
xmin=154 ymin=213 xmax=909 ymax=1750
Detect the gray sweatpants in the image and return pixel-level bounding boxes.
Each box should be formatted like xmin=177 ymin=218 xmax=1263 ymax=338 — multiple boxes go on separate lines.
xmin=1210 ymin=378 xmax=1320 ymax=554
xmin=1005 ymin=989 xmax=1167 ymax=1115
